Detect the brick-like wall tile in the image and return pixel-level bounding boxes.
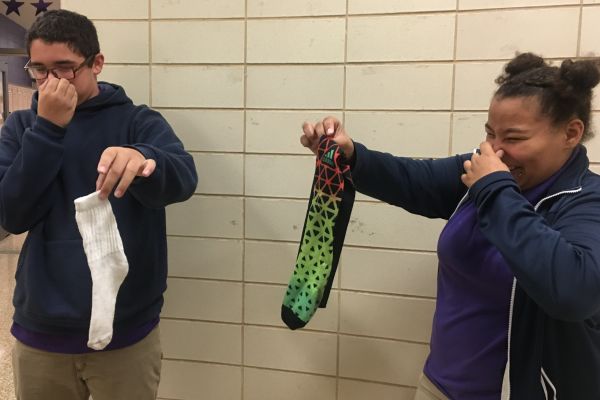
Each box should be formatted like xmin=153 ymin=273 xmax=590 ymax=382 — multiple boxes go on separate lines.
xmin=456 ymin=8 xmax=579 ymax=60
xmin=347 ymin=14 xmax=455 ymax=62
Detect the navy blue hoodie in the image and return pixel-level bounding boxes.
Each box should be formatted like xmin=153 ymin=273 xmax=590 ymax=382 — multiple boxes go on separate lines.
xmin=0 ymin=82 xmax=197 ymax=334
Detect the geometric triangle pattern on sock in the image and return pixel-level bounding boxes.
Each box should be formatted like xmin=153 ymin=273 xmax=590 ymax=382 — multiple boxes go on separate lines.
xmin=282 ymin=135 xmax=355 ymax=330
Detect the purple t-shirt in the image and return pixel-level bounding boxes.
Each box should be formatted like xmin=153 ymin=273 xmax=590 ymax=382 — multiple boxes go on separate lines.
xmin=11 ymin=318 xmax=159 ymax=354
xmin=424 ymin=168 xmax=565 ymax=399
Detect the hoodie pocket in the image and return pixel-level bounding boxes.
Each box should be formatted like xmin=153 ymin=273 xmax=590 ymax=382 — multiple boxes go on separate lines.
xmin=15 ymin=239 xmax=93 ymax=326
xmin=44 ymin=239 xmax=92 ymax=320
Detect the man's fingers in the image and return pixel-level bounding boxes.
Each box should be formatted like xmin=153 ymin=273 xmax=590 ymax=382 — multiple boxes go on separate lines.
xmin=56 ymin=79 xmax=70 ymax=95
xmin=98 ymin=169 xmax=120 ymax=199
xmin=113 ymin=162 xmax=138 ymax=198
xmin=66 ymin=82 xmax=77 ymax=101
xmin=44 ymin=75 xmax=59 ymax=92
xmin=97 ymin=148 xmax=152 ymax=199
xmin=97 ymin=147 xmax=118 ymax=174
xmin=97 ymin=148 xmax=119 ymax=197
xmin=96 ymin=172 xmax=106 ymax=192
xmin=67 ymin=84 xmax=77 ymax=99
xmin=68 ymin=86 xmax=78 ymax=109
xmin=98 ymin=151 xmax=126 ymax=199
xmin=496 ymin=149 xmax=504 ymax=159
xmin=141 ymin=159 xmax=156 ymax=177
xmin=38 ymin=78 xmax=49 ymax=91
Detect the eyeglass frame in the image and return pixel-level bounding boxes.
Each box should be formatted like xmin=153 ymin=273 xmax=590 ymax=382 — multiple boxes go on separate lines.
xmin=24 ymin=54 xmax=96 ymax=81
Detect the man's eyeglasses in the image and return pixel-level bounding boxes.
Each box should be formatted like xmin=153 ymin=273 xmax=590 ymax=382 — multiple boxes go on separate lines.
xmin=24 ymin=54 xmax=95 ymax=80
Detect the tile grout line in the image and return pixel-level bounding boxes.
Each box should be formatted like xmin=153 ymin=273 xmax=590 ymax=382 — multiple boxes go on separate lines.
xmin=449 ymin=0 xmax=460 ymax=156
xmin=577 ymin=0 xmax=584 ymax=57
xmin=87 ymin=3 xmax=592 ymax=23
xmin=241 ymin=0 xmax=249 ymax=398
xmin=160 ymin=359 xmax=421 ymax=390
xmin=336 ymin=1 xmax=351 ymax=396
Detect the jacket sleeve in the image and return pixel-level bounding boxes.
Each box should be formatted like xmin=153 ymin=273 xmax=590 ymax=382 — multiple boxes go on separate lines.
xmin=0 ymin=113 xmax=66 ymax=233
xmin=125 ymin=107 xmax=198 ymax=209
xmin=471 ymin=171 xmax=600 ymax=321
xmin=351 ymin=142 xmax=469 ymax=219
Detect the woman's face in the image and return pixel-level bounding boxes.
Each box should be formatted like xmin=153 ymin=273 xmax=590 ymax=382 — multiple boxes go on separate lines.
xmin=485 ymin=96 xmax=580 ymax=190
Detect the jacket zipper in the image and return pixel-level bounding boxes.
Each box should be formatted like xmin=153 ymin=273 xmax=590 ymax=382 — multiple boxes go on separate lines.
xmin=501 ymin=279 xmax=516 ymax=400
xmin=541 ymin=368 xmax=558 ymax=400
xmin=448 ymin=192 xmax=469 ymax=220
xmin=533 ymin=187 xmax=582 ymax=212
xmin=502 ymin=186 xmax=581 ymax=399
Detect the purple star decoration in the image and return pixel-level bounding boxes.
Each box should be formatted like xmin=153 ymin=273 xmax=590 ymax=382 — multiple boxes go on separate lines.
xmin=2 ymin=0 xmax=25 ymax=16
xmin=30 ymin=0 xmax=51 ymax=15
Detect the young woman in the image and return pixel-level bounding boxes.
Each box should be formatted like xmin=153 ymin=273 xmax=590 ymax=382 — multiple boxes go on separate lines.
xmin=301 ymin=53 xmax=600 ymax=400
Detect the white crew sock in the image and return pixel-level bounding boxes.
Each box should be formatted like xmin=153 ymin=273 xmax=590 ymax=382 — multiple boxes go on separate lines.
xmin=74 ymin=191 xmax=129 ymax=350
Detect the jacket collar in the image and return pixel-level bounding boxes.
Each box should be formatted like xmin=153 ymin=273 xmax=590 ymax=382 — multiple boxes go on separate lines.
xmin=545 ymin=144 xmax=589 ymax=194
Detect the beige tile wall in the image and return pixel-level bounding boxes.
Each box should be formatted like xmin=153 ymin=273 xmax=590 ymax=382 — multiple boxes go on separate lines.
xmin=57 ymin=1 xmax=600 ymax=399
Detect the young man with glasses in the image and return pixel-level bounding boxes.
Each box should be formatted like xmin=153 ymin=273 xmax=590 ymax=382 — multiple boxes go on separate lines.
xmin=0 ymin=10 xmax=197 ymax=400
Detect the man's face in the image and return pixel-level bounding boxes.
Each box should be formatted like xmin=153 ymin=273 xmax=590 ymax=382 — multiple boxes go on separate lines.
xmin=28 ymin=39 xmax=104 ymax=105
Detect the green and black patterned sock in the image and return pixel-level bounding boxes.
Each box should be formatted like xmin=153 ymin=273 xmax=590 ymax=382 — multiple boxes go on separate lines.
xmin=281 ymin=135 xmax=355 ymax=330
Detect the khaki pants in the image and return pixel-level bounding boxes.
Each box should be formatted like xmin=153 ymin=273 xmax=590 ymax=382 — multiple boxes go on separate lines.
xmin=414 ymin=373 xmax=449 ymax=400
xmin=12 ymin=326 xmax=162 ymax=400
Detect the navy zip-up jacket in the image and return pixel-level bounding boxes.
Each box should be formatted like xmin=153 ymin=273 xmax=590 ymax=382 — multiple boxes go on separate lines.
xmin=351 ymin=142 xmax=600 ymax=399
xmin=0 ymin=82 xmax=197 ymax=334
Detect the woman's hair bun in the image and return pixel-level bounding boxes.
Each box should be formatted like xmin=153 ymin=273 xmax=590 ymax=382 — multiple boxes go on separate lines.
xmin=559 ymin=59 xmax=600 ymax=92
xmin=496 ymin=53 xmax=547 ymax=84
